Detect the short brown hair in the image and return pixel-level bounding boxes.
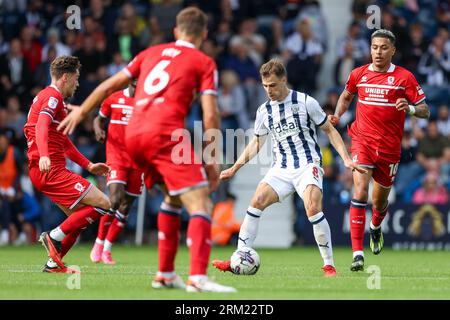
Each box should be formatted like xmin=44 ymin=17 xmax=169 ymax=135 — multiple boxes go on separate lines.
xmin=260 ymin=59 xmax=286 ymax=78
xmin=50 ymin=56 xmax=81 ymax=80
xmin=176 ymin=7 xmax=207 ymax=36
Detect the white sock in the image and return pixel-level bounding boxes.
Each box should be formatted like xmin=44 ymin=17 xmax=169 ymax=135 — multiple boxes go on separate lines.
xmin=103 ymin=240 xmax=113 ymax=252
xmin=237 ymin=206 xmax=262 ymax=249
xmin=353 ymin=250 xmax=364 ymax=258
xmin=309 ymin=212 xmax=334 ymax=267
xmin=370 ymin=221 xmax=381 ymax=230
xmin=95 ymin=238 xmax=105 ymax=245
xmin=49 ymin=227 xmax=65 ymax=242
xmin=188 ymin=275 xmax=208 ymax=283
xmin=46 ymin=258 xmax=58 ymax=268
xmin=157 ymin=271 xmax=175 ymax=278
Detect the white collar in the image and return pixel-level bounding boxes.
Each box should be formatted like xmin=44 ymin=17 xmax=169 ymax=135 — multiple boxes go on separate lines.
xmin=368 ymin=63 xmax=396 ymax=73
xmin=50 ymin=84 xmax=61 ymax=93
xmin=175 ymin=39 xmax=196 ymax=49
xmin=123 ymin=87 xmax=130 ymax=97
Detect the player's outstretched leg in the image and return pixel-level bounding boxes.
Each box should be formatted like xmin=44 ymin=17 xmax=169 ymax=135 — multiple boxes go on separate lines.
xmin=212 ymin=206 xmax=262 ymax=274
xmin=152 ymin=202 xmax=185 ymax=290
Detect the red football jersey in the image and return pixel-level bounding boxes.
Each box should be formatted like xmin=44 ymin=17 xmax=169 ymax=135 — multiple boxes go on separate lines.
xmin=24 ymin=85 xmax=69 ymax=167
xmin=345 ymin=63 xmax=426 ymax=156
xmin=99 ymin=88 xmax=135 ymax=166
xmin=123 ymin=39 xmax=218 ymax=138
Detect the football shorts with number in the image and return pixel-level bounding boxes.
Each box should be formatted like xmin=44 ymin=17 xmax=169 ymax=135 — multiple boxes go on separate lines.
xmin=350 ymin=137 xmax=399 ymax=188
xmin=262 ymin=163 xmax=324 ymax=201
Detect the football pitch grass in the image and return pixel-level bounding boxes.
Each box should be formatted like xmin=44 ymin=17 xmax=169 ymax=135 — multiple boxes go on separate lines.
xmin=1 ymin=245 xmax=450 ymax=300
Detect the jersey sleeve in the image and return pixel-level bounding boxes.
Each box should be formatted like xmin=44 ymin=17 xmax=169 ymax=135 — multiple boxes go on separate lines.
xmin=199 ymin=57 xmax=218 ymax=95
xmin=305 ymin=95 xmax=327 ymax=126
xmin=404 ymin=72 xmax=426 ymax=105
xmin=254 ymin=107 xmax=268 ymax=136
xmin=39 ymin=95 xmax=61 ymax=121
xmin=344 ymin=68 xmax=358 ymax=95
xmin=122 ymin=50 xmax=146 ymax=79
xmin=99 ymin=95 xmax=112 ymax=118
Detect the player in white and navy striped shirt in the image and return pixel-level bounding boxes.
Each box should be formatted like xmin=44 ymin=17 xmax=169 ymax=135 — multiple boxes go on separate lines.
xmin=213 ymin=59 xmax=366 ymax=277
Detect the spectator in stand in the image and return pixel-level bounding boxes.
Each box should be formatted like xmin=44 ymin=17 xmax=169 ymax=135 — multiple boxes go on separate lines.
xmin=74 ymin=35 xmax=105 ymax=81
xmin=395 ymin=130 xmax=423 ymax=199
xmin=401 ymin=23 xmax=429 ymax=78
xmin=10 ymin=188 xmax=42 ymax=244
xmin=284 ymin=18 xmax=323 ymax=95
xmin=437 ymin=105 xmax=450 ymax=136
xmin=6 ymin=96 xmax=26 ymax=139
xmin=267 ymin=18 xmax=285 ymax=59
xmin=150 ymin=0 xmax=182 ymax=41
xmin=109 ymin=11 xmax=141 ymax=62
xmin=107 ymin=52 xmax=127 ymax=77
xmin=418 ymin=35 xmax=450 ymax=105
xmin=33 ymin=46 xmax=56 ymax=89
xmin=413 ymin=171 xmax=449 ymax=205
xmin=20 ymin=26 xmax=42 ymax=73
xmin=296 ymin=0 xmax=328 ymax=51
xmin=436 ymin=0 xmax=450 ymax=30
xmin=416 ymin=120 xmax=450 ymax=182
xmin=41 ymin=28 xmax=71 ymax=62
xmin=139 ymin=15 xmax=165 ymax=48
xmin=229 ymin=18 xmax=267 ymax=67
xmin=0 ymin=129 xmax=23 ymax=245
xmin=336 ymin=21 xmax=369 ymax=65
xmin=334 ymin=41 xmax=359 ymax=88
xmin=0 ymin=38 xmax=32 ymax=105
xmin=215 ymin=20 xmax=232 ymax=59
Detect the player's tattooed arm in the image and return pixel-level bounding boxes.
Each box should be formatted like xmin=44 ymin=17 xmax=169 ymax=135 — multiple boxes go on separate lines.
xmin=329 ymin=89 xmax=354 ymax=126
xmin=220 ymin=135 xmax=267 ymax=180
xmin=395 ymin=98 xmax=430 ymax=119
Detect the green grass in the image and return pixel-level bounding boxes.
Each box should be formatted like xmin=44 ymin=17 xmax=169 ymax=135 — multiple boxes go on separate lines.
xmin=1 ymin=245 xmax=450 ymax=299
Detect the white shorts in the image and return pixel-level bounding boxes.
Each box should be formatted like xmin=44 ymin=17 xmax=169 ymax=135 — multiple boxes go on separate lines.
xmin=261 ymin=163 xmax=324 ymax=202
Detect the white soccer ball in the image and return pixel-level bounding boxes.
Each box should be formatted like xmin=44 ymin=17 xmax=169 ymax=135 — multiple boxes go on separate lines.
xmin=230 ymin=246 xmax=261 ymax=275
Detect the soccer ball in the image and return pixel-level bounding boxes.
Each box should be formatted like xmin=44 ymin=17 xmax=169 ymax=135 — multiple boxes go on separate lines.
xmin=230 ymin=246 xmax=261 ymax=275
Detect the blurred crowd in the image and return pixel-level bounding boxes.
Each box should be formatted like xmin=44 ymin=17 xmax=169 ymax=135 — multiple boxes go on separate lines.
xmin=0 ymin=0 xmax=448 ymax=245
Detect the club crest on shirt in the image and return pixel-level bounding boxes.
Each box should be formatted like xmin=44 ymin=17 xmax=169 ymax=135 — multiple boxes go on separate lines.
xmin=48 ymin=97 xmax=58 ymax=109
xmin=387 ymin=76 xmax=395 ymax=85
xmin=361 ymin=76 xmax=367 ymax=83
xmin=74 ymin=182 xmax=85 ymax=193
xmin=119 ymin=98 xmax=125 ymax=104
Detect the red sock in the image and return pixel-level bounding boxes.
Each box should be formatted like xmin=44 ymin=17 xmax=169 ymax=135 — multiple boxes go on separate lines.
xmin=60 ymin=206 xmax=106 ymax=235
xmin=98 ymin=212 xmax=115 ymax=240
xmin=371 ymin=204 xmax=388 ymax=228
xmin=157 ymin=206 xmax=181 ymax=272
xmin=187 ymin=214 xmax=212 ymax=276
xmin=105 ymin=211 xmax=127 ymax=244
xmin=61 ymin=229 xmax=82 ymax=258
xmin=349 ymin=199 xmax=367 ymax=252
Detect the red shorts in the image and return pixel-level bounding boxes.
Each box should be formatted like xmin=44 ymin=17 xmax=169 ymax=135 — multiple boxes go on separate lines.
xmin=29 ymin=164 xmax=92 ymax=209
xmin=106 ymin=163 xmax=144 ymax=197
xmin=351 ymin=139 xmax=400 ymax=188
xmin=126 ymin=132 xmax=208 ymax=196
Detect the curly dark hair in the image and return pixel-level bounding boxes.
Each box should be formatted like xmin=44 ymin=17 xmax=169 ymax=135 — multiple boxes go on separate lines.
xmin=50 ymin=55 xmax=81 ymax=80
